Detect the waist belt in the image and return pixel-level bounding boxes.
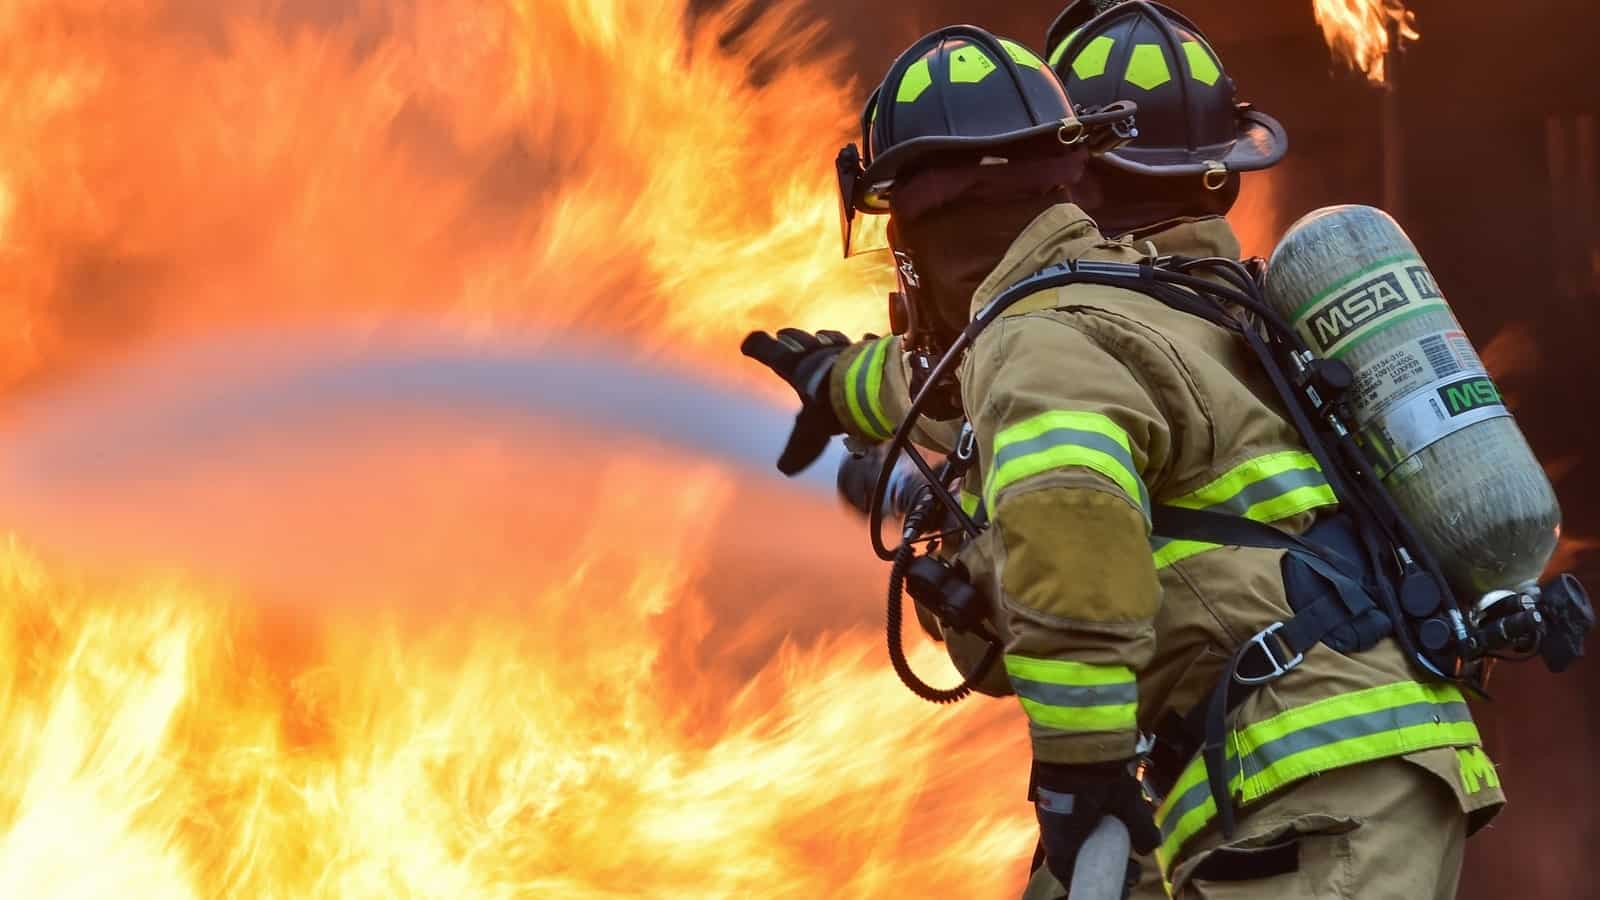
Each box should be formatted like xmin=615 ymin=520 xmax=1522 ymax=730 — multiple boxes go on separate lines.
xmin=1144 ymin=505 xmax=1392 ymax=839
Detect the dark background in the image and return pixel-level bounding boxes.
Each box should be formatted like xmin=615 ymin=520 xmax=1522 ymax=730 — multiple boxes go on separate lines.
xmin=715 ymin=0 xmax=1600 ymax=894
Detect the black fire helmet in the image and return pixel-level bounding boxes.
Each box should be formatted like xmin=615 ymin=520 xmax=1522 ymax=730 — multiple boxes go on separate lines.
xmin=1045 ymin=0 xmax=1286 ymax=189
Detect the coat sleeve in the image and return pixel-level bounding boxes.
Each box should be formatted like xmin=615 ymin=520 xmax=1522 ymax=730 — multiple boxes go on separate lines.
xmin=965 ymin=312 xmax=1173 ymax=765
xmin=827 ymin=334 xmax=961 ymax=452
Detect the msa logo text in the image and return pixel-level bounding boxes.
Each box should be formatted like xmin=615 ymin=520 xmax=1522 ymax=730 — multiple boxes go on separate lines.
xmin=1438 ymin=376 xmax=1501 ymax=416
xmin=1406 ymin=265 xmax=1441 ymax=300
xmin=1306 ymin=272 xmax=1410 ymax=352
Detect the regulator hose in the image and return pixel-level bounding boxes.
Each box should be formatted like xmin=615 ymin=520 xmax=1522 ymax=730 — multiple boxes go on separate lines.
xmin=886 ymin=539 xmax=1001 ymax=704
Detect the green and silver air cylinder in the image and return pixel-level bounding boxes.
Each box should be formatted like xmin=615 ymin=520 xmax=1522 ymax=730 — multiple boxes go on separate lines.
xmin=1263 ymin=205 xmax=1560 ymax=595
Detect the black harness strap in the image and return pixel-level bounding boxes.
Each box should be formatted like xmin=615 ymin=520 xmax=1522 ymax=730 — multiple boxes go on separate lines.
xmin=1153 ymin=507 xmax=1380 ymax=639
xmin=1150 ymin=505 xmax=1381 ymax=836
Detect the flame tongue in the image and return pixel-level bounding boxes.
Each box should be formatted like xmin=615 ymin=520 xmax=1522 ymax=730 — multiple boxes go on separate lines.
xmin=1312 ymin=0 xmax=1418 ymax=82
xmin=0 ymin=0 xmax=892 ymax=397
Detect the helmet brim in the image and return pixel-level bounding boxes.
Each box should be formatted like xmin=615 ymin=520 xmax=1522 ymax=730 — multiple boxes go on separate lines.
xmin=1096 ymin=108 xmax=1287 ymax=178
xmin=853 ymin=120 xmax=1077 ymax=213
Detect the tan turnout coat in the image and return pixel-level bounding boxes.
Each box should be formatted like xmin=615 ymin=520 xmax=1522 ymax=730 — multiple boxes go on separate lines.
xmin=827 ymin=204 xmax=1502 ymax=883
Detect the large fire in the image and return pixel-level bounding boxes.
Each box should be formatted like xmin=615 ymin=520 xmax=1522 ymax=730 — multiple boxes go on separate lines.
xmin=0 ymin=411 xmax=1032 ymax=897
xmin=0 ymin=1 xmax=1586 ymax=898
xmin=1311 ymin=0 xmax=1418 ymax=82
xmin=0 ymin=0 xmax=1035 ymax=896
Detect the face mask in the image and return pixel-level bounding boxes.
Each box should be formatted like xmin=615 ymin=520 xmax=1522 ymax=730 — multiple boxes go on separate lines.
xmin=890 ymin=191 xmax=1073 ymax=350
xmin=886 ymin=152 xmax=1084 ymax=346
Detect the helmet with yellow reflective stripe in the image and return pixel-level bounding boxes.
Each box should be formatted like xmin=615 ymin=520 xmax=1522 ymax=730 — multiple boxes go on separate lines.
xmin=1044 ymin=0 xmax=1286 ymax=184
xmin=845 ymin=26 xmax=1072 ymax=216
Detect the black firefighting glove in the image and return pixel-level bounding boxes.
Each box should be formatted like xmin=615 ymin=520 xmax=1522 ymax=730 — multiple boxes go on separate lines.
xmin=1032 ymin=759 xmax=1160 ymax=894
xmin=740 ymin=328 xmax=852 ymax=475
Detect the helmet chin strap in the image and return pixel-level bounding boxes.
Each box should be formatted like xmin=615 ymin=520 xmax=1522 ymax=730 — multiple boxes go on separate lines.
xmin=890 ymin=247 xmax=962 ymax=352
xmin=888 ymin=246 xmax=965 ymax=421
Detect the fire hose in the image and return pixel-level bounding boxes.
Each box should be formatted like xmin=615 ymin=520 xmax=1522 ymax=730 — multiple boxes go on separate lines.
xmin=1065 ymin=818 xmax=1132 ymax=900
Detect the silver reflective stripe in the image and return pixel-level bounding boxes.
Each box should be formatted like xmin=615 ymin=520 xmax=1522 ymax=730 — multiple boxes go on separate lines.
xmin=1237 ymin=699 xmax=1474 ymax=777
xmin=1156 ymin=698 xmax=1476 ymax=842
xmin=991 ymin=425 xmax=1148 ymax=517
xmin=853 ymin=338 xmax=893 ymax=439
xmin=1010 ymin=676 xmax=1139 ymax=710
xmin=1149 ymin=459 xmax=1334 ymax=567
xmin=1206 ymin=466 xmax=1328 ymax=516
xmin=1157 ymin=780 xmax=1212 ymax=843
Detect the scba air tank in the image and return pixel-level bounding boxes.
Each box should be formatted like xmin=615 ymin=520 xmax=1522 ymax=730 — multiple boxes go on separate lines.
xmin=1263 ymin=205 xmax=1560 ymax=595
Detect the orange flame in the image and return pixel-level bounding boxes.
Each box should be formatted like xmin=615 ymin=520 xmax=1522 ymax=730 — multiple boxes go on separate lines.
xmin=0 ymin=433 xmax=1033 ymax=896
xmin=0 ymin=0 xmax=891 ymax=398
xmin=0 ymin=0 xmax=1042 ymax=896
xmin=1312 ymin=0 xmax=1418 ymax=83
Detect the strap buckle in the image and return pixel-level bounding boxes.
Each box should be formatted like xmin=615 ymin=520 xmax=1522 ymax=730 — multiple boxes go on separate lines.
xmin=954 ymin=422 xmax=977 ymax=463
xmin=1234 ymin=622 xmax=1304 ymax=686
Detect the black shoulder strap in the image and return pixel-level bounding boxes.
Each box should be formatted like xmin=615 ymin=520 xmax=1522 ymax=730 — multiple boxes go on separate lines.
xmin=1152 ymin=505 xmax=1311 ymax=554
xmin=1153 ymin=504 xmax=1378 ymax=650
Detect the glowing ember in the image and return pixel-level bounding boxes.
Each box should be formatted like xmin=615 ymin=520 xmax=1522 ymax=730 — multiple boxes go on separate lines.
xmin=1312 ymin=0 xmax=1418 ymax=83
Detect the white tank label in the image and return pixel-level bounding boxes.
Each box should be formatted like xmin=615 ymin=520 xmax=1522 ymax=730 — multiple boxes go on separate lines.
xmin=1348 ymin=329 xmax=1482 ymax=412
xmin=1290 ymin=256 xmax=1451 ymax=358
xmin=1357 ymin=372 xmax=1511 ymax=477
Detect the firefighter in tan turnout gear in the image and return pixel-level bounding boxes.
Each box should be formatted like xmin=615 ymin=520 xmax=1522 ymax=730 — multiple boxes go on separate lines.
xmin=743 ymin=8 xmax=1506 ymax=899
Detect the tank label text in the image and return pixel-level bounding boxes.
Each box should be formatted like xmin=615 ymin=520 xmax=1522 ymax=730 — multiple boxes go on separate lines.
xmin=1438 ymin=376 xmax=1503 ymax=417
xmin=1358 ymin=373 xmax=1511 ymax=477
xmin=1292 ymin=256 xmax=1450 ymax=358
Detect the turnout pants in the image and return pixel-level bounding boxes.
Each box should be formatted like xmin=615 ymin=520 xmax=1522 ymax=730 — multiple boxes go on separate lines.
xmin=1171 ymin=754 xmax=1467 ymax=899
xmin=1021 ymin=755 xmax=1469 ymax=900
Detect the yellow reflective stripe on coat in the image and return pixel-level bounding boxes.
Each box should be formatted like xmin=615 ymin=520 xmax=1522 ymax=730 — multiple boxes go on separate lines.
xmin=985 ymin=410 xmax=1148 ymax=522
xmin=958 ymin=489 xmax=989 ymax=526
xmin=1150 ymin=450 xmax=1338 ymax=569
xmin=1004 ymin=655 xmax=1137 ymax=733
xmin=1153 ymin=681 xmax=1479 ymax=872
xmin=843 ymin=336 xmax=894 ymax=440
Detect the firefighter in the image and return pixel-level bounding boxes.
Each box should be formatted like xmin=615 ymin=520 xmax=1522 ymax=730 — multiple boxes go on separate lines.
xmin=743 ymin=10 xmax=1502 ymax=899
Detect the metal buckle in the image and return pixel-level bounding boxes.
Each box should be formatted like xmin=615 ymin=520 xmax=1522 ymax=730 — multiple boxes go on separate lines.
xmin=1234 ymin=622 xmax=1304 ymax=686
xmin=1057 ymin=116 xmax=1085 ymax=146
xmin=955 ymin=423 xmax=977 ymax=463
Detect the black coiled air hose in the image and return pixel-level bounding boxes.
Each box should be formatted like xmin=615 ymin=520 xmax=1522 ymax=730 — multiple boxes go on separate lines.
xmin=886 ymin=540 xmax=1002 ymax=704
